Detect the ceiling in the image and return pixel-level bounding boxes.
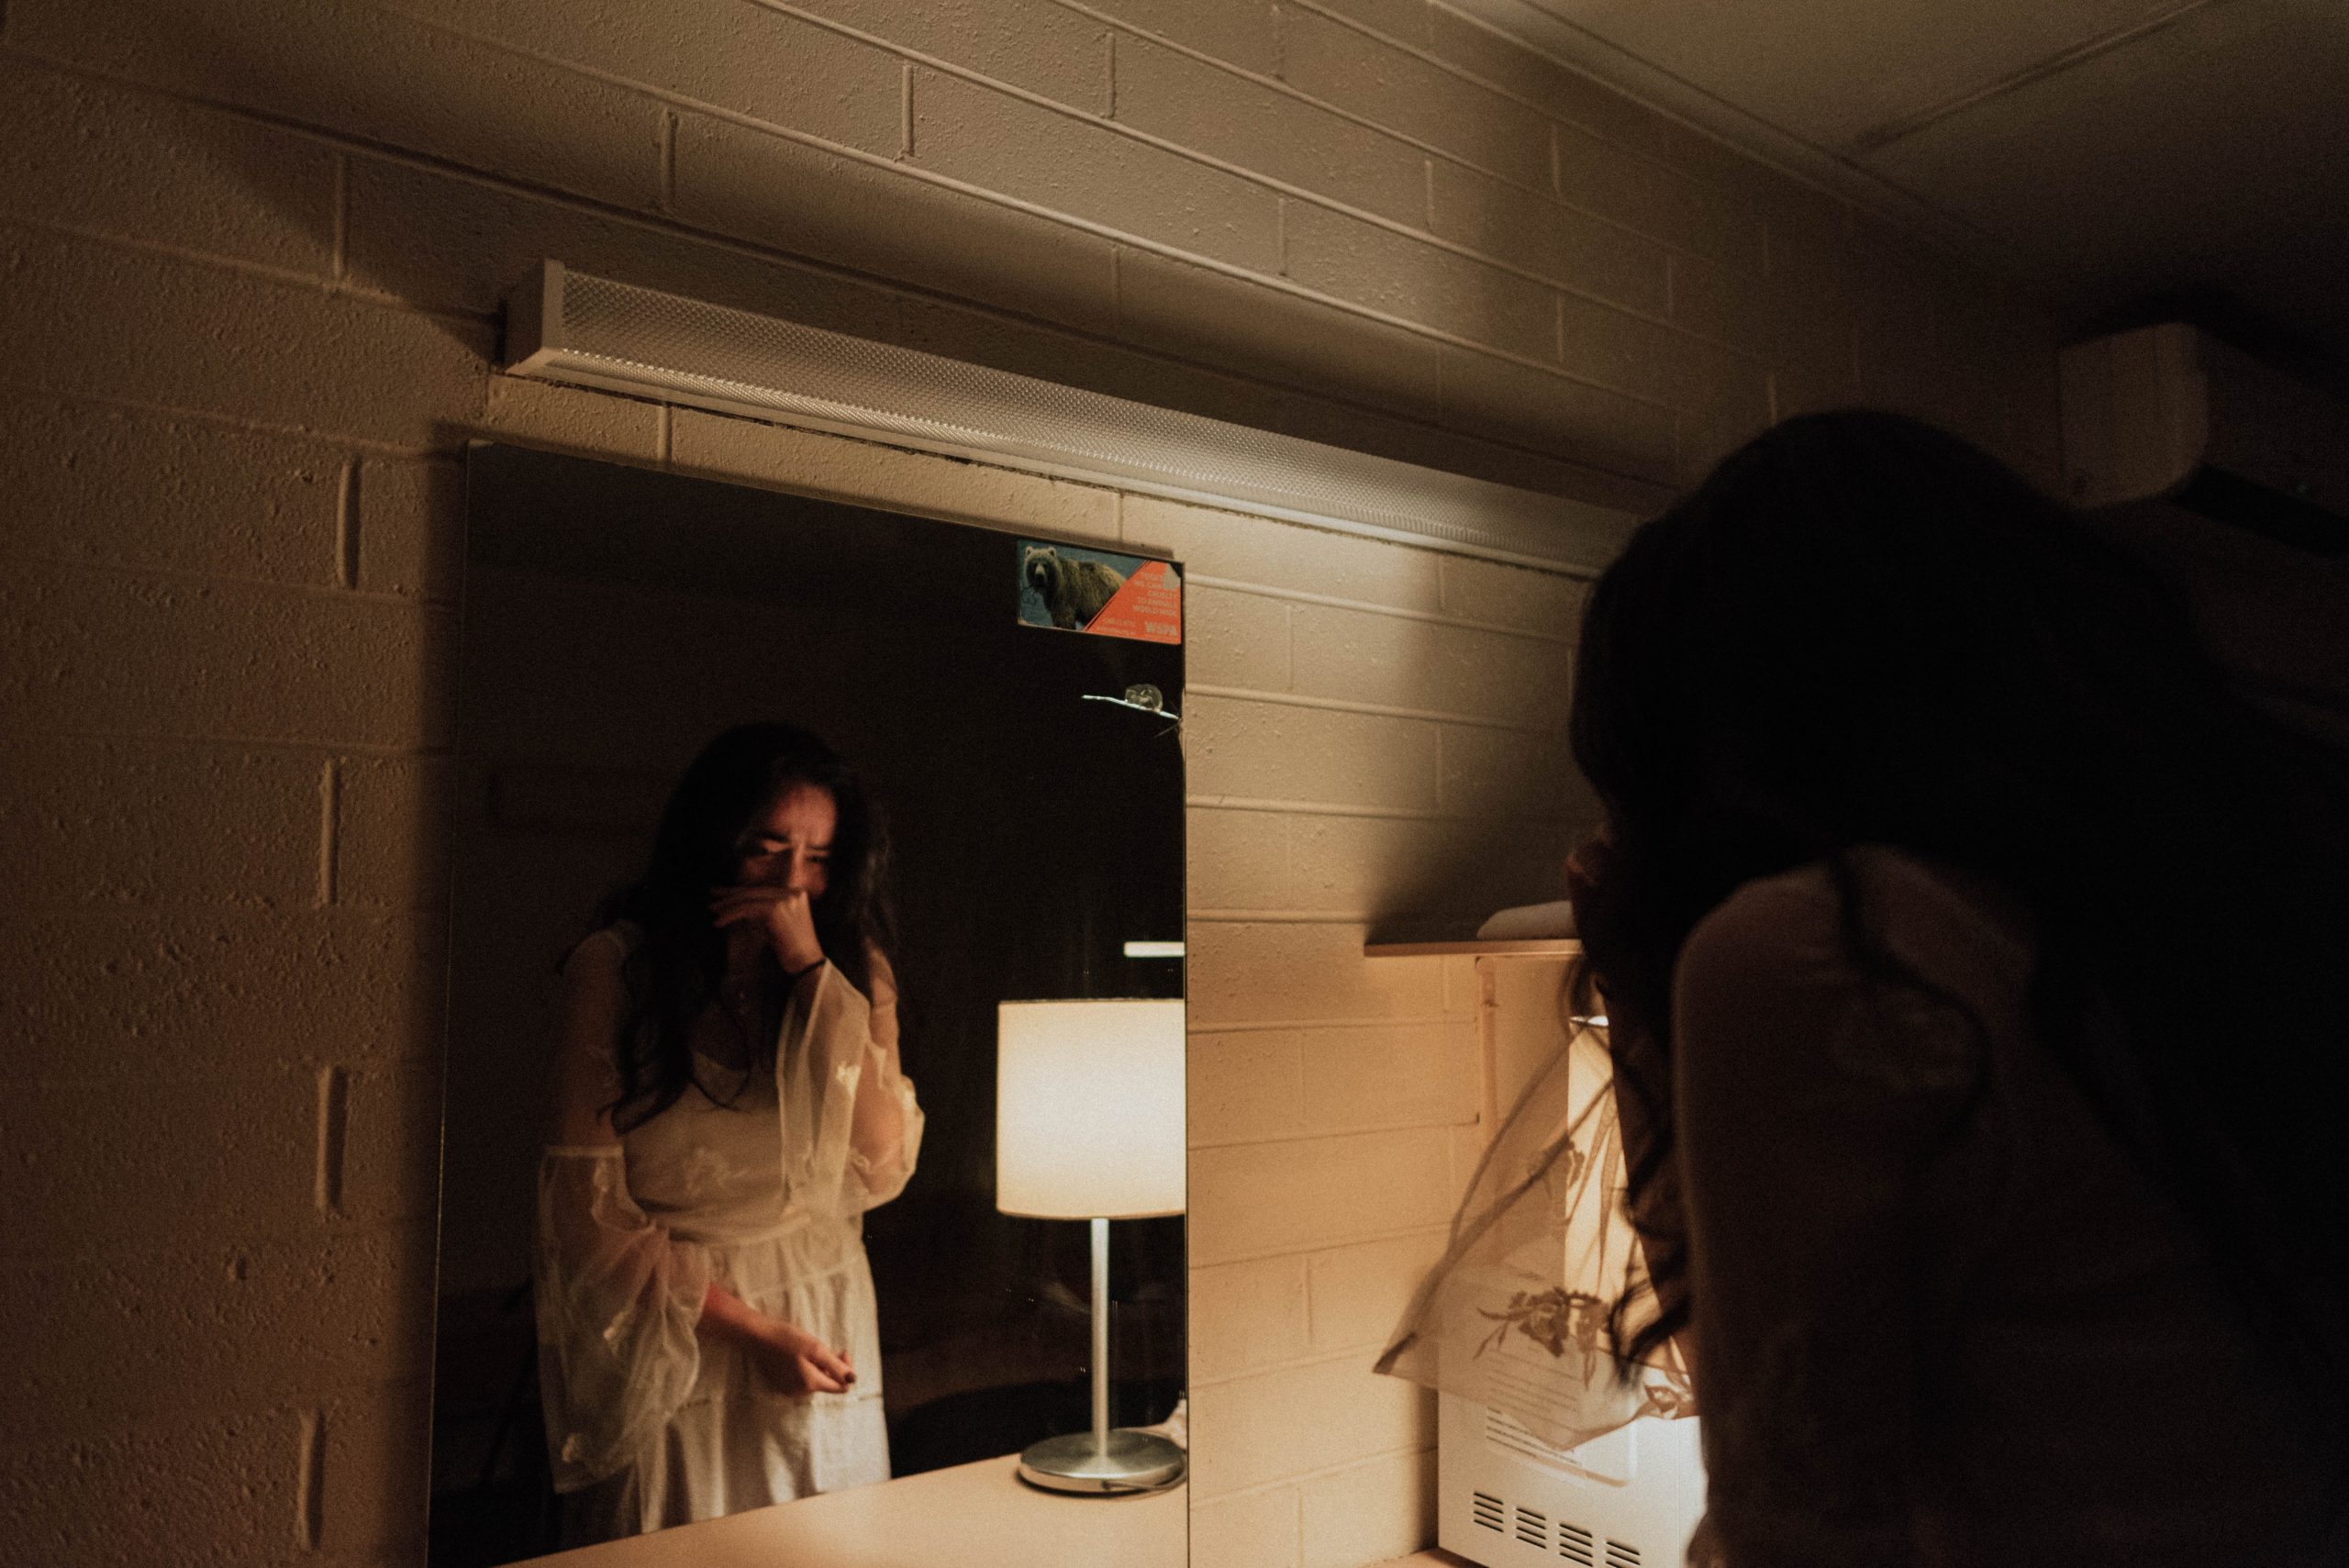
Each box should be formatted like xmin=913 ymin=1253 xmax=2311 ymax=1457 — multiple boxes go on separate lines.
xmin=1449 ymin=0 xmax=2349 ymax=378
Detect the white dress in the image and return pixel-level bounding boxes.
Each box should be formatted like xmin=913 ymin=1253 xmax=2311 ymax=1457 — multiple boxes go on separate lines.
xmin=533 ymin=929 xmax=924 ymax=1543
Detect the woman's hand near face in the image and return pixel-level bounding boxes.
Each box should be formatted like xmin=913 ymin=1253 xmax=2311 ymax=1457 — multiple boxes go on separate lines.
xmin=710 ymin=884 xmax=825 ymax=973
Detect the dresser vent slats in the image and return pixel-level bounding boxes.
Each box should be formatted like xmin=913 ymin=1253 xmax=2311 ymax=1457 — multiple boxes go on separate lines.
xmin=1463 ymin=1484 xmax=1640 ymax=1564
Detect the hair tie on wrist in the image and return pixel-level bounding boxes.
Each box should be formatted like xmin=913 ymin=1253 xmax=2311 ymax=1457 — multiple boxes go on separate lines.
xmin=785 ymin=957 xmax=825 ymax=981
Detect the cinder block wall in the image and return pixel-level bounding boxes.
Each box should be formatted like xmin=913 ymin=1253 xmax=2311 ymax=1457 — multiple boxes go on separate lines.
xmin=0 ymin=3 xmax=2062 ymax=1565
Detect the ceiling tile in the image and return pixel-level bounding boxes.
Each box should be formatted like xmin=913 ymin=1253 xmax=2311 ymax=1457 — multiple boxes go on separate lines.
xmin=1517 ymin=0 xmax=2210 ymax=149
xmin=1859 ymin=0 xmax=2349 ymax=286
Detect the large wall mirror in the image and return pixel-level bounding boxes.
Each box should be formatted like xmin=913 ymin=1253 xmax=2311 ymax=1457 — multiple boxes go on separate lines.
xmin=429 ymin=445 xmax=1187 ymax=1564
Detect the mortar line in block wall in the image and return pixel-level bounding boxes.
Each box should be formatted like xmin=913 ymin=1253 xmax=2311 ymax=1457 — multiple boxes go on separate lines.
xmin=335 ymin=457 xmax=362 ymax=589
xmin=0 ymin=48 xmax=1706 ymax=487
xmin=329 ymin=150 xmax=348 ymax=283
xmin=362 ymin=0 xmax=1753 ymax=342
xmin=1189 ymin=1016 xmax=1463 ymax=1035
xmin=1186 ymin=576 xmax=1585 ymax=642
xmin=1190 ymin=1114 xmax=1479 ymax=1151
xmin=317 ymin=756 xmax=342 ymax=906
xmin=1237 ymin=0 xmax=1657 ymax=153
xmin=659 ymin=107 xmax=678 ymax=214
xmin=5 ymin=207 xmax=497 ymax=354
xmin=865 ymin=60 xmax=1727 ymax=340
xmin=1190 ymin=906 xmax=1517 ymax=925
xmin=1051 ymin=0 xmax=1760 ymax=254
xmin=314 ymin=1065 xmax=351 ymax=1215
xmin=0 ymin=210 xmax=378 ymax=306
xmin=1194 ymin=1222 xmax=1454 ymax=1270
xmin=1190 ymin=1443 xmax=1442 ymax=1509
xmin=10 ymin=23 xmax=1778 ymax=404
xmin=1195 ymin=1335 xmax=1446 ymax=1388
xmin=1192 ymin=1219 xmax=1472 ymax=1271
xmin=1187 ymin=1441 xmax=1439 ymax=1504
xmin=296 ymin=1408 xmax=326 ymax=1550
xmin=0 ymin=381 xmax=455 ymax=462
xmin=1187 ymin=795 xmax=1575 ymax=825
xmin=0 ymin=548 xmax=463 ymax=611
xmin=751 ymin=0 xmax=1590 ymax=217
xmin=3 ymin=728 xmax=451 ymax=764
xmin=1186 ymin=683 xmax=1575 ymax=732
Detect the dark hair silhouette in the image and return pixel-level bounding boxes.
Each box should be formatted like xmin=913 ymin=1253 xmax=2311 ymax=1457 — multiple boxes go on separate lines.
xmin=595 ymin=723 xmax=894 ymax=1131
xmin=1568 ymin=410 xmax=2349 ymax=1399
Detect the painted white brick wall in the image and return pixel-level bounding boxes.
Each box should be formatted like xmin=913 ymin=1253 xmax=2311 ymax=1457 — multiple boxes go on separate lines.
xmin=0 ymin=3 xmax=2064 ymax=1564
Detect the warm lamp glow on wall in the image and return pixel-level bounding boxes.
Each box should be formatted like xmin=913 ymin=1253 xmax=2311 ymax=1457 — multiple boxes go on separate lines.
xmin=996 ymin=999 xmax=1187 ymax=1494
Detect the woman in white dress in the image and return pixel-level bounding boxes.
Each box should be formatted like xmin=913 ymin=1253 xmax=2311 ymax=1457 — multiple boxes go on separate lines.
xmin=532 ymin=723 xmax=924 ymax=1545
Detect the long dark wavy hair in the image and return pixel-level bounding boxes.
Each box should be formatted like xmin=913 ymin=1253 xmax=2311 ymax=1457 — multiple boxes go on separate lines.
xmin=1568 ymin=410 xmax=2349 ymax=1402
xmin=594 ymin=723 xmax=894 ymax=1132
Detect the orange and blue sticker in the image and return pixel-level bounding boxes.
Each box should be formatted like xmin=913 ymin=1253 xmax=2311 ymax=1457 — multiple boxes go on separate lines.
xmin=1017 ymin=540 xmax=1182 ymax=644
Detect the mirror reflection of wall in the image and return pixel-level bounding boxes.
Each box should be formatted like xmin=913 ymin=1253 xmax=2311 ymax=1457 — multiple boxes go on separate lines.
xmin=429 ymin=445 xmax=1186 ymax=1564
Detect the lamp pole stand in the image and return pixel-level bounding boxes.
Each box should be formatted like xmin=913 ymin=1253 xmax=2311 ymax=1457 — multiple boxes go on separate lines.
xmin=1016 ymin=1217 xmax=1187 ymax=1495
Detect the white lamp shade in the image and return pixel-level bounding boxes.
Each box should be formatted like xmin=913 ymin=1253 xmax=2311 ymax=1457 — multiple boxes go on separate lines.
xmin=996 ymin=999 xmax=1186 ymax=1219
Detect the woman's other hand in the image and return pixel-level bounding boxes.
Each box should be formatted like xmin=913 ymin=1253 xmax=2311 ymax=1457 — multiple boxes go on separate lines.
xmin=710 ymin=884 xmax=825 ymax=973
xmin=747 ymin=1317 xmax=857 ymax=1396
xmin=702 ymin=1284 xmax=856 ymax=1396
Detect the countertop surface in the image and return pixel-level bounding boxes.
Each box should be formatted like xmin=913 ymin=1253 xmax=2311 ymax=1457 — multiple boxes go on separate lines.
xmin=529 ymin=1452 xmax=1186 ymax=1568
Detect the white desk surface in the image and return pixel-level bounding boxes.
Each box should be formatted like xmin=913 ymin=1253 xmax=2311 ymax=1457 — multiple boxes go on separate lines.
xmin=531 ymin=1453 xmax=1186 ymax=1568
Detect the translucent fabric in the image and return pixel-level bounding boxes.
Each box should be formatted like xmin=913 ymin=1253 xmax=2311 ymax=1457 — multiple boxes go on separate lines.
xmin=534 ymin=942 xmax=923 ymax=1530
xmin=785 ymin=962 xmax=923 ymax=1217
xmin=536 ymin=1146 xmax=714 ymax=1489
xmin=1375 ymin=1017 xmax=1694 ymax=1452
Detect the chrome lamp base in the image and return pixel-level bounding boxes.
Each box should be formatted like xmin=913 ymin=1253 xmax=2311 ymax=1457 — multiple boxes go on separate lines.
xmin=1016 ymin=1216 xmax=1187 ymax=1496
xmin=1017 ymin=1429 xmax=1187 ymax=1495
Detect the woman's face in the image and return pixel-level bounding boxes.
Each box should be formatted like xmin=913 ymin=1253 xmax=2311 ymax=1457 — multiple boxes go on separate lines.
xmin=731 ymin=782 xmax=838 ymax=899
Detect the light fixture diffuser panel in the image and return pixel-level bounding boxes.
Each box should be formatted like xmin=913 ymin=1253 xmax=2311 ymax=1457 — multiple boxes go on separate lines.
xmin=504 ymin=260 xmax=1641 ymax=573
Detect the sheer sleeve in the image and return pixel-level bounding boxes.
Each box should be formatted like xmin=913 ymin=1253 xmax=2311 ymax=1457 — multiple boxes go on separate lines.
xmin=534 ymin=1148 xmax=712 ymax=1491
xmin=531 ymin=932 xmax=712 ymax=1493
xmin=1671 ymin=867 xmax=1987 ymax=1568
xmin=845 ymin=948 xmax=922 ymax=1210
xmin=776 ymin=951 xmax=924 ymax=1217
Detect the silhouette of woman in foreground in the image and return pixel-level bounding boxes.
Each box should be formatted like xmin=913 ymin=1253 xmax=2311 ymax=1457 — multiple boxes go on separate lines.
xmin=1564 ymin=411 xmax=2347 ymax=1566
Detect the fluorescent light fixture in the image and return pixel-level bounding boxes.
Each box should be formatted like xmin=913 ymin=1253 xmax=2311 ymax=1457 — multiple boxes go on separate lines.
xmin=1122 ymin=940 xmax=1185 ymax=959
xmin=504 ymin=261 xmax=1640 ymax=573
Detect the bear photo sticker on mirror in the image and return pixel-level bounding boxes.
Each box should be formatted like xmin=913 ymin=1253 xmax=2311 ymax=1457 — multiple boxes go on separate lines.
xmin=1019 ymin=540 xmax=1182 ymax=644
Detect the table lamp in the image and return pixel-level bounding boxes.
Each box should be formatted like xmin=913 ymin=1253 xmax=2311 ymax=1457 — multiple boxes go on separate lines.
xmin=996 ymin=998 xmax=1187 ymax=1494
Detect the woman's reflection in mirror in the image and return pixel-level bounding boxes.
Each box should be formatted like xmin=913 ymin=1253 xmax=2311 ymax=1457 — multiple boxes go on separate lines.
xmin=533 ymin=723 xmax=925 ymax=1546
